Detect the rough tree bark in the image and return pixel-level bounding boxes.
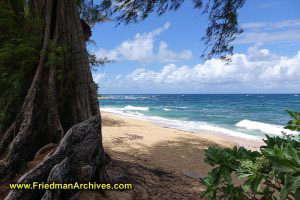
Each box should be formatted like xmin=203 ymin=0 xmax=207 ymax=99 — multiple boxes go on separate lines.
xmin=5 ymin=116 xmax=109 ymax=200
xmin=0 ymin=0 xmax=109 ymax=199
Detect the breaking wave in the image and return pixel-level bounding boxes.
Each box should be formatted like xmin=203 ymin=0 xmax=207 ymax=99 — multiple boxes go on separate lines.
xmin=235 ymin=119 xmax=297 ymax=136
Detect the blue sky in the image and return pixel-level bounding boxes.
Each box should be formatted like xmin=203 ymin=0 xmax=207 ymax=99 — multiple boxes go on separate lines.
xmin=89 ymin=0 xmax=300 ymax=94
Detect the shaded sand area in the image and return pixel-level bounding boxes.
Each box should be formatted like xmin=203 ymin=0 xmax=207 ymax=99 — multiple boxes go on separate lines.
xmin=88 ymin=112 xmax=264 ymax=200
xmin=0 ymin=112 xmax=264 ymax=200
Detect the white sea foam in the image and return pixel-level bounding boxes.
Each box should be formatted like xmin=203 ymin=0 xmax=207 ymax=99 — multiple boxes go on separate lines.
xmin=100 ymin=107 xmax=126 ymax=115
xmin=124 ymin=96 xmax=150 ymax=100
xmin=236 ymin=119 xmax=297 ymax=136
xmin=163 ymin=108 xmax=171 ymax=111
xmin=124 ymin=96 xmax=137 ymax=99
xmin=101 ymin=95 xmax=150 ymax=100
xmin=193 ymin=124 xmax=258 ymax=139
xmin=101 ymin=105 xmax=149 ymax=112
xmin=123 ymin=105 xmax=149 ymax=111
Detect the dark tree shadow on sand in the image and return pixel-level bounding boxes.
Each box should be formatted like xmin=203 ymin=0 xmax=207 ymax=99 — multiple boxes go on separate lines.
xmin=88 ymin=135 xmax=221 ymax=200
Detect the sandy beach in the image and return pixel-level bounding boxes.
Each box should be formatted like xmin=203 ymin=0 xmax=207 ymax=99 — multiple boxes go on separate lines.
xmin=94 ymin=112 xmax=265 ymax=199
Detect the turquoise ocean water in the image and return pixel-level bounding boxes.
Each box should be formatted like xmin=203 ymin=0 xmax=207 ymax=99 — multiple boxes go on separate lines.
xmin=99 ymin=94 xmax=300 ymax=139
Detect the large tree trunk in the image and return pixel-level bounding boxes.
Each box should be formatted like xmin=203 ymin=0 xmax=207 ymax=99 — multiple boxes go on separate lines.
xmin=0 ymin=0 xmax=109 ymax=199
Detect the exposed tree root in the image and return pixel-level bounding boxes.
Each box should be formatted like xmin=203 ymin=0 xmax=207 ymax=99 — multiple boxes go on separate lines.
xmin=4 ymin=116 xmax=110 ymax=200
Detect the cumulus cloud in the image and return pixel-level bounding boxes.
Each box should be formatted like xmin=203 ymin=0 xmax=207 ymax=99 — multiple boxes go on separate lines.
xmin=157 ymin=41 xmax=193 ymax=62
xmin=247 ymin=43 xmax=279 ymax=61
xmin=95 ymin=22 xmax=192 ymax=62
xmin=111 ymin=47 xmax=300 ymax=89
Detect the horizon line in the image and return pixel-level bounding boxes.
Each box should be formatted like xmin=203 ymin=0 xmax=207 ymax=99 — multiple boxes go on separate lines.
xmin=98 ymin=93 xmax=300 ymax=95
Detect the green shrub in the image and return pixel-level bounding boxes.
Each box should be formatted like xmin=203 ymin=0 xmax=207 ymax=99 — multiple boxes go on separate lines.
xmin=200 ymin=111 xmax=300 ymax=200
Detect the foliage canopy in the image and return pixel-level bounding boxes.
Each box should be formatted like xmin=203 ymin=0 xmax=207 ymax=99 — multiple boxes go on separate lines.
xmin=79 ymin=0 xmax=246 ymax=59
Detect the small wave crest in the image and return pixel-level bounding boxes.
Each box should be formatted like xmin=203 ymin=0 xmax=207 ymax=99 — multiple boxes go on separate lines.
xmin=124 ymin=96 xmax=150 ymax=100
xmin=123 ymin=105 xmax=149 ymax=111
xmin=236 ymin=119 xmax=297 ymax=136
xmin=100 ymin=95 xmax=151 ymax=100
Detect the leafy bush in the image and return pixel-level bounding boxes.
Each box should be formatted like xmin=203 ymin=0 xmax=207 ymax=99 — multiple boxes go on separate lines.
xmin=200 ymin=111 xmax=300 ymax=200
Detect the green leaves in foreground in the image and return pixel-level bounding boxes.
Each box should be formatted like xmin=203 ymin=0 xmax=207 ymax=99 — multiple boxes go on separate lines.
xmin=200 ymin=111 xmax=300 ymax=200
xmin=285 ymin=110 xmax=300 ymax=132
xmin=262 ymin=144 xmax=300 ymax=200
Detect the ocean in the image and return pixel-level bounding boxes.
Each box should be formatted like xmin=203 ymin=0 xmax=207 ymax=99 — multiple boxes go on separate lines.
xmin=99 ymin=94 xmax=300 ymax=140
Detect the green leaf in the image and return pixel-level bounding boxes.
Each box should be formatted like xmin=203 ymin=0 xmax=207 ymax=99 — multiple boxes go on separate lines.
xmin=223 ymin=167 xmax=232 ymax=184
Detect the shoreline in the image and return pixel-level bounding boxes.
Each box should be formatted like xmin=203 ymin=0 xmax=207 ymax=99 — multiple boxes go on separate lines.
xmin=101 ymin=111 xmax=265 ymax=151
xmin=100 ymin=111 xmax=265 ymax=198
xmin=101 ymin=112 xmax=264 ymax=178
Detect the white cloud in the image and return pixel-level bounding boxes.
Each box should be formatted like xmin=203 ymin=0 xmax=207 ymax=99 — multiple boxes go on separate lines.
xmin=96 ymin=49 xmax=118 ymax=60
xmin=93 ymin=73 xmax=106 ymax=84
xmin=247 ymin=43 xmax=279 ymax=61
xmin=234 ymin=30 xmax=300 ymax=45
xmin=112 ymin=47 xmax=300 ymax=89
xmin=95 ymin=22 xmax=192 ymax=63
xmin=157 ymin=41 xmax=192 ymax=62
xmin=242 ymin=19 xmax=300 ymax=30
xmin=236 ymin=19 xmax=300 ymax=44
